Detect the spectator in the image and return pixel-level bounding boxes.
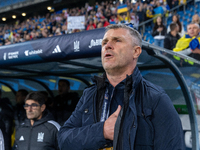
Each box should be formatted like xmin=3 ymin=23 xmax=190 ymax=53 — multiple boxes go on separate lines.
xmin=167 ymin=14 xmax=185 ymax=37
xmin=54 ymin=79 xmax=79 ymax=126
xmin=14 ymin=92 xmax=60 ymax=150
xmin=173 ymin=23 xmax=200 ymax=60
xmin=164 ymin=23 xmax=180 ymax=50
xmin=118 ymin=12 xmax=130 ymax=24
xmin=137 ymin=2 xmax=145 ymax=23
xmin=172 ymin=0 xmax=179 ymax=8
xmin=55 ymin=28 xmax=62 ymax=36
xmin=152 ymin=16 xmax=166 ymax=47
xmin=153 ymin=1 xmax=164 ymax=16
xmin=61 ymin=24 xmax=69 ymax=34
xmin=99 ymin=16 xmax=110 ymax=27
xmin=146 ymin=5 xmax=154 ymax=21
xmin=97 ymin=22 xmax=104 ymax=28
xmin=109 ymin=14 xmax=117 ymax=24
xmin=4 ymin=38 xmax=11 ymax=45
xmin=14 ymin=89 xmax=29 ymax=128
xmin=130 ymin=11 xmax=139 ymax=29
xmin=86 ymin=19 xmax=96 ymax=30
xmin=192 ymin=14 xmax=200 ymax=26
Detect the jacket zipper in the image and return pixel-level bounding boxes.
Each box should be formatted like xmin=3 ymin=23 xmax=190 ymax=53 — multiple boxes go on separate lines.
xmin=28 ymin=127 xmax=33 ymax=150
xmin=128 ymin=92 xmax=135 ymax=150
xmin=129 ymin=115 xmax=135 ymax=150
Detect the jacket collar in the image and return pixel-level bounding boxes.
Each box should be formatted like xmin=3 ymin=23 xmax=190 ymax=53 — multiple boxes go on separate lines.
xmin=22 ymin=109 xmax=54 ymax=127
xmin=92 ymin=66 xmax=142 ymax=89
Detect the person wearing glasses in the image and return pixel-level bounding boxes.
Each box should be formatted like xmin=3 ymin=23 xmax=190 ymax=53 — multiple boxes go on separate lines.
xmin=13 ymin=92 xmax=60 ymax=150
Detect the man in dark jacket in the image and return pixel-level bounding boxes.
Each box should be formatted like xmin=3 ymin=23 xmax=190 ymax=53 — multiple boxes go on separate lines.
xmin=14 ymin=92 xmax=60 ymax=150
xmin=164 ymin=23 xmax=180 ymax=50
xmin=14 ymin=89 xmax=28 ymax=128
xmin=54 ymin=79 xmax=79 ymax=126
xmin=58 ymin=24 xmax=185 ymax=150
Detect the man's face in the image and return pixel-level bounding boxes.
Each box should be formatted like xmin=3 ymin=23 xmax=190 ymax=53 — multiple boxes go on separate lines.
xmin=58 ymin=81 xmax=69 ymax=95
xmin=101 ymin=28 xmax=136 ymax=73
xmin=192 ymin=15 xmax=199 ymax=24
xmin=16 ymin=91 xmax=25 ymax=104
xmin=187 ymin=24 xmax=199 ymax=37
xmin=25 ymin=100 xmax=45 ymax=120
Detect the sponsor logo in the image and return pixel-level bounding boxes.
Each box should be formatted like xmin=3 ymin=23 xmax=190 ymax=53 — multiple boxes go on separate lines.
xmin=3 ymin=51 xmax=19 ymax=60
xmin=74 ymin=41 xmax=80 ymax=52
xmin=3 ymin=53 xmax=6 ymax=60
xmin=24 ymin=49 xmax=43 ymax=56
xmin=52 ymin=45 xmax=62 ymax=53
xmin=37 ymin=132 xmax=44 ymax=142
xmin=19 ymin=136 xmax=24 ymax=141
xmin=24 ymin=50 xmax=29 ymax=56
xmin=88 ymin=39 xmax=102 ymax=48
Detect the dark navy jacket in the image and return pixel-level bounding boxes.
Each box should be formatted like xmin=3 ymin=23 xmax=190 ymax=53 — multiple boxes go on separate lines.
xmin=58 ymin=67 xmax=185 ymax=150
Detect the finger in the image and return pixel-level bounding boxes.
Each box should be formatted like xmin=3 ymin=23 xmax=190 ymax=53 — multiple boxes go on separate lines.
xmin=113 ymin=105 xmax=121 ymax=116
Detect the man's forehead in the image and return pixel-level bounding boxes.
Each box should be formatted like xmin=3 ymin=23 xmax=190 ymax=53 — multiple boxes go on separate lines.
xmin=25 ymin=99 xmax=38 ymax=104
xmin=188 ymin=24 xmax=199 ymax=29
xmin=103 ymin=28 xmax=129 ymax=39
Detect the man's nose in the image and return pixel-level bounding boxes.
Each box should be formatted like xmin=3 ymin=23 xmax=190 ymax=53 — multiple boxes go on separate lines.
xmin=27 ymin=106 xmax=33 ymax=111
xmin=105 ymin=41 xmax=113 ymax=50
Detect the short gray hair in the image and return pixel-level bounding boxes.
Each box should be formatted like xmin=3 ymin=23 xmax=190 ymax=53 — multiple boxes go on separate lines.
xmin=105 ymin=24 xmax=142 ymax=47
xmin=187 ymin=23 xmax=200 ymax=29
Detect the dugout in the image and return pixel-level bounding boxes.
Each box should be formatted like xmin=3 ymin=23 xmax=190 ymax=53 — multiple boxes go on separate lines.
xmin=0 ymin=27 xmax=199 ymax=149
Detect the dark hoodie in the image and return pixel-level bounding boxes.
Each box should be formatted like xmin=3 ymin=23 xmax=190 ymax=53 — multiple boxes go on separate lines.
xmin=14 ymin=110 xmax=60 ymax=150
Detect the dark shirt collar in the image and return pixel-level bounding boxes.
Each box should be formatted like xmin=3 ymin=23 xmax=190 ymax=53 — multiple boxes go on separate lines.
xmin=104 ymin=66 xmax=142 ymax=89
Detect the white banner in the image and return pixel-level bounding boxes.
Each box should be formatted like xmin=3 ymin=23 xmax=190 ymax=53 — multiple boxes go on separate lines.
xmin=67 ymin=16 xmax=85 ymax=30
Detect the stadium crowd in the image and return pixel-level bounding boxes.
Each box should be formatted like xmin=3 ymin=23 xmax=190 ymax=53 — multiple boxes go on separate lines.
xmin=0 ymin=0 xmax=200 ymax=149
xmin=0 ymin=0 xmax=182 ymax=46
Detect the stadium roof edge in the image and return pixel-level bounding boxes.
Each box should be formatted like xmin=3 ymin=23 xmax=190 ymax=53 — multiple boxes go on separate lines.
xmin=0 ymin=0 xmax=49 ymax=13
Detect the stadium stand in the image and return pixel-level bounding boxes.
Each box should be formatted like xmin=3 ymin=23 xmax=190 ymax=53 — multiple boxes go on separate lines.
xmin=0 ymin=0 xmax=197 ymax=46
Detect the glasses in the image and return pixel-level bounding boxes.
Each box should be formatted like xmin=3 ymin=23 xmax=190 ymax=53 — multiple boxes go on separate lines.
xmin=24 ymin=103 xmax=41 ymax=110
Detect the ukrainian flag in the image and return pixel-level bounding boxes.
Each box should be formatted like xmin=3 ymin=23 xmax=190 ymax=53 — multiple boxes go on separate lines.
xmin=117 ymin=4 xmax=128 ymax=14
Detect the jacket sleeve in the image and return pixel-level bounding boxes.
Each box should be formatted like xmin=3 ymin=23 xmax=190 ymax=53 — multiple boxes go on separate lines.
xmin=49 ymin=122 xmax=60 ymax=150
xmin=164 ymin=36 xmax=171 ymax=50
xmin=57 ymin=89 xmax=107 ymax=150
xmin=161 ymin=26 xmax=167 ymax=36
xmin=152 ymin=28 xmax=159 ymax=37
xmin=152 ymin=92 xmax=185 ymax=150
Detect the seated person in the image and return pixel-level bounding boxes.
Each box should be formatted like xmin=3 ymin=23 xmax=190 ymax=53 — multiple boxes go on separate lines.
xmin=14 ymin=89 xmax=28 ymax=127
xmin=54 ymin=79 xmax=79 ymax=125
xmin=173 ymin=23 xmax=200 ymax=60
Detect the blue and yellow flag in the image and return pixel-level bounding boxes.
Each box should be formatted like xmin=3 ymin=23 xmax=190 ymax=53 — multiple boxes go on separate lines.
xmin=117 ymin=4 xmax=128 ymax=14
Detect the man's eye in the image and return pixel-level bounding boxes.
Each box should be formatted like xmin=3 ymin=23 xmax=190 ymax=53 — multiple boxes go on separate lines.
xmin=32 ymin=104 xmax=38 ymax=107
xmin=116 ymin=39 xmax=121 ymax=42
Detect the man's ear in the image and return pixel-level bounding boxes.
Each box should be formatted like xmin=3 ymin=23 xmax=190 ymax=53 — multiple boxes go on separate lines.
xmin=133 ymin=46 xmax=142 ymax=59
xmin=41 ymin=104 xmax=46 ymax=112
